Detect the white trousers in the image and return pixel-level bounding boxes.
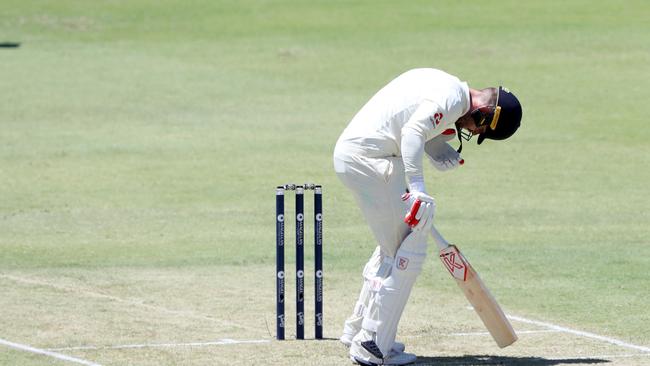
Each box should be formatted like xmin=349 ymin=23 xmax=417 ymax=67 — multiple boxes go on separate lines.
xmin=333 ymin=152 xmax=411 ymax=258
xmin=334 ymin=148 xmax=415 ymax=345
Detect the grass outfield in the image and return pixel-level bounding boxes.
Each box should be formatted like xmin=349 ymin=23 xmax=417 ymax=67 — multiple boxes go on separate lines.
xmin=1 ymin=0 xmax=649 ymax=365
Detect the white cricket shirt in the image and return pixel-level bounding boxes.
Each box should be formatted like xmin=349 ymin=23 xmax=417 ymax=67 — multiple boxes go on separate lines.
xmin=335 ymin=68 xmax=470 ymax=191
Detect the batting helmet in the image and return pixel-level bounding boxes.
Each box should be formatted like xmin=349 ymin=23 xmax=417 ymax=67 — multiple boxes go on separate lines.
xmin=476 ymin=87 xmax=522 ymax=145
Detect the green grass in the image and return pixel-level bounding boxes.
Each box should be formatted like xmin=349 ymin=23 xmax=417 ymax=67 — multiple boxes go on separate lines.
xmin=1 ymin=0 xmax=649 ymax=364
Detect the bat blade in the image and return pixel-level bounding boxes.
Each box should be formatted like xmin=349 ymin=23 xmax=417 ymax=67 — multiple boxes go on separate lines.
xmin=439 ymin=245 xmax=518 ymax=348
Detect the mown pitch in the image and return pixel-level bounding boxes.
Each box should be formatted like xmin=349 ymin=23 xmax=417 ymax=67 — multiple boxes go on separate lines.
xmin=1 ymin=0 xmax=649 ymax=365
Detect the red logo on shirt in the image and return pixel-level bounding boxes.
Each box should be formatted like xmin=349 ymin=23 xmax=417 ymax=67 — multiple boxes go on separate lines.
xmin=430 ymin=113 xmax=443 ymax=126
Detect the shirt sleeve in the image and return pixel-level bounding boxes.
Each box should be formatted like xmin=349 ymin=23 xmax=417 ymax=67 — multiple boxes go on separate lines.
xmin=400 ymin=99 xmax=447 ymax=192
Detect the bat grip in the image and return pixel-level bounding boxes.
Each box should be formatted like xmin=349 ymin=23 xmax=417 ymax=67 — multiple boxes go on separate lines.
xmin=430 ymin=225 xmax=450 ymax=251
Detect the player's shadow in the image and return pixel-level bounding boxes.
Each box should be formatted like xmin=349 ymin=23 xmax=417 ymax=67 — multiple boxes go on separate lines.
xmin=415 ymin=355 xmax=609 ymax=365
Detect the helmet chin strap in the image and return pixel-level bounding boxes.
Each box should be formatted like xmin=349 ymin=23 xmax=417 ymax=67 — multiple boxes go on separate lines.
xmin=456 ymin=124 xmax=464 ymax=153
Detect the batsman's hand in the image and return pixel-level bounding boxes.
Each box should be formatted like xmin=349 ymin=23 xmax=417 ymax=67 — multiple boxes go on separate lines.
xmin=424 ymin=138 xmax=464 ymax=172
xmin=402 ymin=191 xmax=435 ymax=232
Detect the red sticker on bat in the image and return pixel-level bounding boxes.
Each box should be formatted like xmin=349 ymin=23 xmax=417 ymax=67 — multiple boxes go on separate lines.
xmin=440 ymin=246 xmax=468 ymax=281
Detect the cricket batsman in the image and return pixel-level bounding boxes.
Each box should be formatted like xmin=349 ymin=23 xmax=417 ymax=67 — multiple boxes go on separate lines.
xmin=333 ymin=68 xmax=522 ymax=365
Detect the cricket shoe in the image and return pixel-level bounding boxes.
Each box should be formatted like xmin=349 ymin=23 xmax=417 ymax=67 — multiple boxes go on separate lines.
xmin=340 ymin=333 xmax=406 ymax=354
xmin=349 ymin=339 xmax=416 ymax=366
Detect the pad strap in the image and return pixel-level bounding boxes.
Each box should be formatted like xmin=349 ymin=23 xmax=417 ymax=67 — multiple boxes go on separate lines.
xmin=353 ymin=301 xmax=365 ymax=318
xmin=362 ymin=317 xmax=381 ymax=333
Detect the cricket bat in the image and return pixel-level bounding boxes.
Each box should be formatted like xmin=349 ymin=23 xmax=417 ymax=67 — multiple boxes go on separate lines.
xmin=431 ymin=226 xmax=517 ymax=348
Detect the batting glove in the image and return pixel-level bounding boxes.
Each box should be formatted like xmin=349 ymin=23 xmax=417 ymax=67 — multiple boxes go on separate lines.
xmin=402 ymin=191 xmax=435 ymax=232
xmin=424 ymin=138 xmax=464 ymax=172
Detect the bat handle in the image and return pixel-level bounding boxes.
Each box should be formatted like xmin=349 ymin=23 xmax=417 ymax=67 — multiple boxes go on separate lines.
xmin=430 ymin=225 xmax=450 ymax=251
